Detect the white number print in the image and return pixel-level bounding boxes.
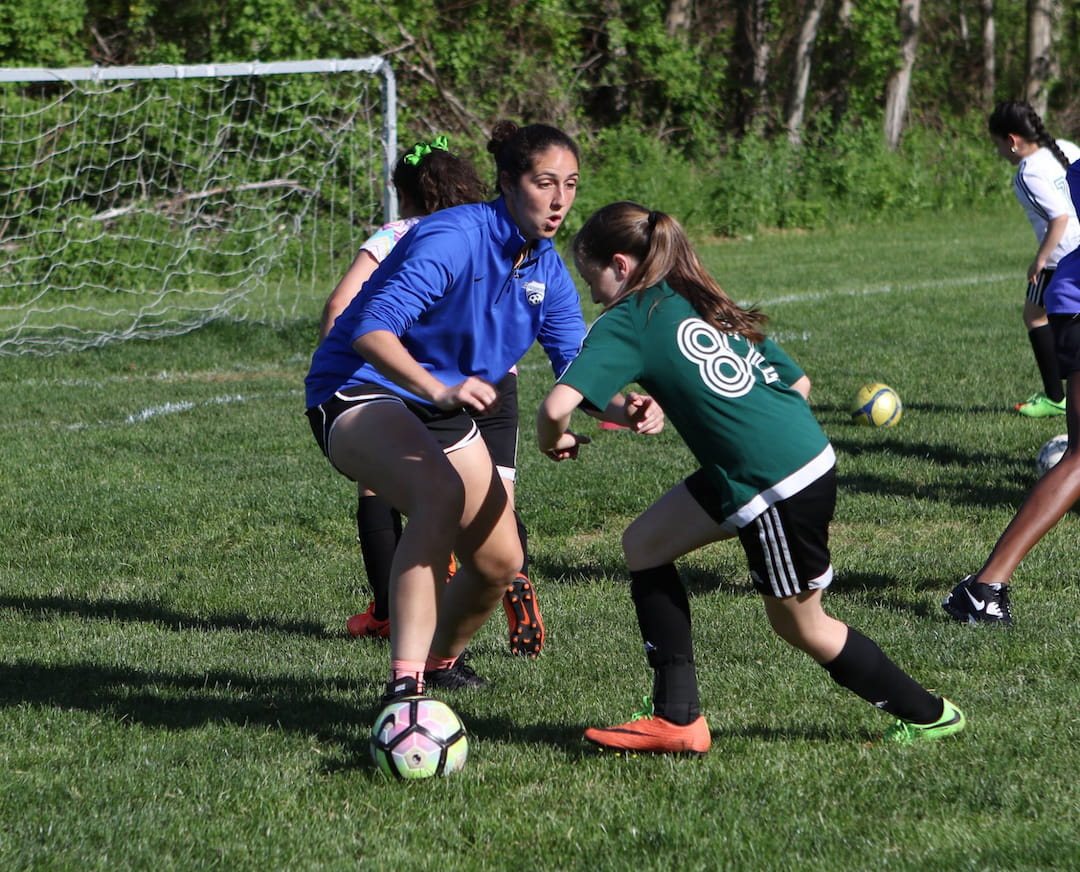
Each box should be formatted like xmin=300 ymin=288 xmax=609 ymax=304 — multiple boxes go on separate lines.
xmin=676 ymin=318 xmax=777 ymax=398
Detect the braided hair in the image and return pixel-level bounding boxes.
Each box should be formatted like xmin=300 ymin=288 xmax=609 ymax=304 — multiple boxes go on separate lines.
xmin=988 ymin=100 xmax=1071 ymax=170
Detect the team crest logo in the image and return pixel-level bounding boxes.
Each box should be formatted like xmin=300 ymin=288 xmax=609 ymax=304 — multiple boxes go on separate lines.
xmin=523 ymin=281 xmax=546 ymax=306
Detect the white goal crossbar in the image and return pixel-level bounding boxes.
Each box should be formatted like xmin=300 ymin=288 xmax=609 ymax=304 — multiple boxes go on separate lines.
xmin=0 ymin=57 xmax=397 ymax=355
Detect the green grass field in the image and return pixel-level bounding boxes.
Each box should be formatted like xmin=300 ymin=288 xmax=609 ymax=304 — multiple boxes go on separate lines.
xmin=2 ymin=207 xmax=1079 ymax=871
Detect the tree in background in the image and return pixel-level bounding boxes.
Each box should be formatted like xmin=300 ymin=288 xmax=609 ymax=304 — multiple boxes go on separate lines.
xmin=1026 ymin=0 xmax=1062 ymax=118
xmin=883 ymin=0 xmax=921 ymax=149
xmin=1 ymin=0 xmax=1079 ymax=236
xmin=2 ymin=0 xmax=1076 ymax=142
xmin=784 ymin=0 xmax=827 ymax=145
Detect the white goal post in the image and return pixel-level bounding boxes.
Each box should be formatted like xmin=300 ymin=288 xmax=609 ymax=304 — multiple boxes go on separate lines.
xmin=0 ymin=57 xmax=397 ymax=355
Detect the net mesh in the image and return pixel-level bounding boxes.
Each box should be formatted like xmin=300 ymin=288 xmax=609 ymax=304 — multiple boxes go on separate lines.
xmin=0 ymin=61 xmax=391 ymax=355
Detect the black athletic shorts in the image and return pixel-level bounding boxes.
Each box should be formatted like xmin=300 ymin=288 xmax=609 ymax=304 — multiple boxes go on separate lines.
xmin=1049 ymin=313 xmax=1080 ymax=376
xmin=686 ymin=467 xmax=837 ymax=598
xmin=306 ymin=384 xmax=481 ymax=479
xmin=473 ymin=372 xmax=520 ymax=481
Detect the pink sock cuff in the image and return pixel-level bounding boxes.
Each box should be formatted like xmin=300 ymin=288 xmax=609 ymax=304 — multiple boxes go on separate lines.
xmin=391 ymin=660 xmax=426 ymax=681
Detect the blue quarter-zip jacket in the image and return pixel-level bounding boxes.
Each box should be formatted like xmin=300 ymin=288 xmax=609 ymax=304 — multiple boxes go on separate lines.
xmin=305 ymin=197 xmax=586 ymax=408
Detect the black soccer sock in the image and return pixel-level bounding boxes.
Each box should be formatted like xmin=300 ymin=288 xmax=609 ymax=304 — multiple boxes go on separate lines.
xmin=1029 ymin=324 xmax=1065 ymax=403
xmin=629 ymin=564 xmax=700 ymax=725
xmin=823 ymin=626 xmax=943 ymax=724
xmin=356 ymin=494 xmax=403 ymax=621
xmin=514 ymin=510 xmax=530 ymax=578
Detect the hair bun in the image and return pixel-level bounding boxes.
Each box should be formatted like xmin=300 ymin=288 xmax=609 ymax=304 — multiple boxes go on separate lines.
xmin=487 ymin=120 xmax=519 ymax=156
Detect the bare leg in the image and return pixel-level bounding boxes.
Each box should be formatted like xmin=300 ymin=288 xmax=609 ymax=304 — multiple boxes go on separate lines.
xmin=622 ymin=482 xmax=734 ymax=572
xmin=430 ymin=441 xmax=523 ymax=659
xmin=1022 ymin=298 xmax=1048 ymax=331
xmin=977 ymin=370 xmax=1080 ymax=584
xmin=327 ymin=402 xmax=463 ymax=664
xmin=761 ymin=589 xmax=848 ymax=663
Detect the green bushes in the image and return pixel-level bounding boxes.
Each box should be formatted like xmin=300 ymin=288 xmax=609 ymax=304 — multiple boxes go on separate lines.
xmin=573 ymin=112 xmax=1012 ymax=239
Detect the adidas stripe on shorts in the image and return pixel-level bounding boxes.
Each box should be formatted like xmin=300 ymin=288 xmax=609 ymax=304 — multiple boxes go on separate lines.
xmin=687 ymin=467 xmax=837 ymax=598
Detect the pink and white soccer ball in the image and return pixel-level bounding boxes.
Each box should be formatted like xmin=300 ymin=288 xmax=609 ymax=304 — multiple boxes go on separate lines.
xmin=370 ymin=696 xmax=468 ymax=779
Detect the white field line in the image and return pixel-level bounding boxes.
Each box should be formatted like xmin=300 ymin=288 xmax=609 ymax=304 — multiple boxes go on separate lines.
xmin=10 ymin=272 xmax=1013 ymax=395
xmin=60 ymin=389 xmax=301 ymax=430
xmin=751 ymin=272 xmax=1012 ymax=308
xmin=518 ymin=271 xmax=1012 ymax=369
xmin=9 ymin=354 xmax=310 ymax=390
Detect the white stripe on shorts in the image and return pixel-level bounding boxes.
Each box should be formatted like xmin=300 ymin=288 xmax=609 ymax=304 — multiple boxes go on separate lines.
xmin=444 ymin=419 xmax=483 ymax=454
xmin=756 ymin=506 xmax=799 ymax=598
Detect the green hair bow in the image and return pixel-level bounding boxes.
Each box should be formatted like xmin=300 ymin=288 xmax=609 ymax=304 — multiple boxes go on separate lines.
xmin=403 ymin=134 xmax=449 ymax=165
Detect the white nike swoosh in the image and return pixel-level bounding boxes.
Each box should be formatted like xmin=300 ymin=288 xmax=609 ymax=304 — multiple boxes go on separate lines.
xmin=964 ymin=589 xmax=986 ymax=611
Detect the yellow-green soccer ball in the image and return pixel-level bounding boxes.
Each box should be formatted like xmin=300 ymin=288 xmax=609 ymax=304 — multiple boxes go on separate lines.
xmin=850 ymin=383 xmax=902 ymax=427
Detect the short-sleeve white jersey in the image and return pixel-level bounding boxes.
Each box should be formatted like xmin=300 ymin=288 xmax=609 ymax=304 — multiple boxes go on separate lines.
xmin=1013 ymin=140 xmax=1080 ymax=268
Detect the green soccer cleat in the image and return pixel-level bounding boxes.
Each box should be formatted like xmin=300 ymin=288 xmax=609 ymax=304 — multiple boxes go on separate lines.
xmin=1014 ymin=392 xmax=1066 ymax=418
xmin=883 ymin=698 xmax=966 ymax=745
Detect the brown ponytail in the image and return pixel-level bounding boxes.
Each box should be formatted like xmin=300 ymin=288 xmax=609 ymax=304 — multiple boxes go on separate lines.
xmin=573 ymin=201 xmax=768 ymax=343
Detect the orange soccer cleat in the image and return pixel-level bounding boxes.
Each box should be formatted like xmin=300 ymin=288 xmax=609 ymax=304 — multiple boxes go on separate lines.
xmin=346 ymin=602 xmax=391 ymax=639
xmin=585 ymin=711 xmax=711 ymax=755
xmin=502 ymin=574 xmax=544 ymax=657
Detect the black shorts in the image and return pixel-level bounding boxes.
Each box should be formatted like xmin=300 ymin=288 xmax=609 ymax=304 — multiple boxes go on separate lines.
xmin=473 ymin=372 xmax=520 ymax=481
xmin=1027 ymin=269 xmax=1056 ymax=308
xmin=686 ymin=467 xmax=837 ymax=598
xmin=306 ymin=384 xmax=481 ymax=477
xmin=1049 ymin=313 xmax=1080 ymax=376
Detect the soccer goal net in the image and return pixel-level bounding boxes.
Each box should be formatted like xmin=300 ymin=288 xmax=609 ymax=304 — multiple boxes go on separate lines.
xmin=0 ymin=58 xmax=397 ymax=355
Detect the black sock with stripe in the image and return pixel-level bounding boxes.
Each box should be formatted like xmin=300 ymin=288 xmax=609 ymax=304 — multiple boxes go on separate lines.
xmin=823 ymin=626 xmax=943 ymax=724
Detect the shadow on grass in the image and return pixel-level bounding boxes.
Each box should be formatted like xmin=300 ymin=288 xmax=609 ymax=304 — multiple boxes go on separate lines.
xmin=0 ymin=593 xmax=337 ymax=639
xmin=0 ymin=657 xmax=882 ymax=777
xmin=0 ymin=659 xmax=384 ymax=742
xmin=827 ymin=424 xmax=1038 ymax=507
xmin=532 ymin=557 xmax=755 ymax=599
xmin=826 ymin=573 xmax=942 ymax=619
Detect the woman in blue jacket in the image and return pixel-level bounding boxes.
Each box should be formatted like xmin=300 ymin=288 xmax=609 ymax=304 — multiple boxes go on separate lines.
xmin=307 ymin=122 xmax=655 ymax=702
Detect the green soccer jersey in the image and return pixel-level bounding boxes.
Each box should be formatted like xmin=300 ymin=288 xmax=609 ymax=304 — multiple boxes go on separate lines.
xmin=558 ymin=282 xmax=835 ymax=528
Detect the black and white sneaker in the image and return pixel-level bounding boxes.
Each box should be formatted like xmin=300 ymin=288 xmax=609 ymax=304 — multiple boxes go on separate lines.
xmin=424 ymin=650 xmax=488 ymax=691
xmin=942 ymin=575 xmax=1012 ymax=626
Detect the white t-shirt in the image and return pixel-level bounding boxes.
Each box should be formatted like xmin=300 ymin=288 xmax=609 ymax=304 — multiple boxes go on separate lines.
xmin=1013 ymin=139 xmax=1080 ymax=268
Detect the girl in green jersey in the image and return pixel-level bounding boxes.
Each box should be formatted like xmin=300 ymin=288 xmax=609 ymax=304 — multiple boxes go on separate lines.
xmin=537 ymin=201 xmax=965 ymax=753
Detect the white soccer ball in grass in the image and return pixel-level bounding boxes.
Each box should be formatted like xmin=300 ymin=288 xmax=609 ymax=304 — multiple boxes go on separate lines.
xmin=850 ymin=383 xmax=902 ymax=428
xmin=1036 ymin=434 xmax=1069 ymax=478
xmin=370 ymin=696 xmax=468 ymax=779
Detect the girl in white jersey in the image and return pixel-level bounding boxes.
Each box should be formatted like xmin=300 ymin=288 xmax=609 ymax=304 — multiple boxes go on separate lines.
xmin=319 ymin=138 xmax=545 ymax=657
xmin=988 ymin=100 xmax=1080 ymax=418
xmin=538 ymin=201 xmax=965 ymax=754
